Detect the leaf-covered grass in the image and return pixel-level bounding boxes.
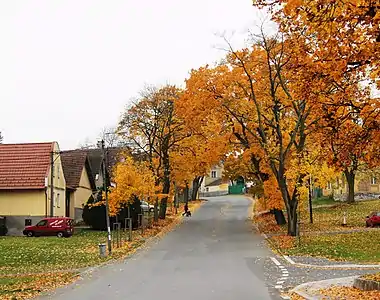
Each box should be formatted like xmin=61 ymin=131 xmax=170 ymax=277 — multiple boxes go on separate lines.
xmin=0 ymin=273 xmax=78 ymax=300
xmin=318 ymin=286 xmax=380 ymax=299
xmin=256 ymin=199 xmax=380 ymax=234
xmin=278 ymin=231 xmax=380 ymax=263
xmin=0 ymin=229 xmax=111 ymax=276
xmin=312 ymin=195 xmax=336 ymax=206
xmin=363 ymin=272 xmax=380 ymax=282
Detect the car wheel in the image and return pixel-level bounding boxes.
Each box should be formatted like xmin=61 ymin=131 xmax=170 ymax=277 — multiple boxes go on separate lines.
xmin=149 ymin=208 xmax=154 ymax=212
xmin=57 ymin=232 xmax=64 ymax=238
xmin=26 ymin=231 xmax=34 ymax=237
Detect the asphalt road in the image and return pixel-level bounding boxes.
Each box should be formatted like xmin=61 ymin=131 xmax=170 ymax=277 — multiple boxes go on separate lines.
xmin=42 ymin=195 xmax=275 ymax=300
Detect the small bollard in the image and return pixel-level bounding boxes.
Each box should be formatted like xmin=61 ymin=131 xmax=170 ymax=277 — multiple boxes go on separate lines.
xmin=99 ymin=243 xmax=107 ymax=258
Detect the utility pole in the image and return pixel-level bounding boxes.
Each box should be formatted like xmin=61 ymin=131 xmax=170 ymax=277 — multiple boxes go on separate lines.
xmin=101 ymin=140 xmax=112 ymax=255
xmin=50 ymin=151 xmax=54 ymax=217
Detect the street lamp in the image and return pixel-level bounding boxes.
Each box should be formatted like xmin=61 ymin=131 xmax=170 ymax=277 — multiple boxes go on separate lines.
xmin=98 ymin=140 xmax=112 ymax=255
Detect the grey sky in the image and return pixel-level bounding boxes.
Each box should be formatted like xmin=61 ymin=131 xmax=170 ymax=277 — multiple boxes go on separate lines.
xmin=0 ymin=0 xmax=270 ymax=150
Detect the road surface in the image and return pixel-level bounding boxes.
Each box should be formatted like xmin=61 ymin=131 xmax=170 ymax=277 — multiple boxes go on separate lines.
xmin=42 ymin=195 xmax=275 ymax=300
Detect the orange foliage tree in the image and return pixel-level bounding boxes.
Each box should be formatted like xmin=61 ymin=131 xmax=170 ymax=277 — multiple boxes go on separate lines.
xmin=178 ymin=32 xmax=326 ymax=235
xmin=253 ymin=0 xmax=380 ymax=203
xmin=118 ymin=85 xmax=188 ymax=219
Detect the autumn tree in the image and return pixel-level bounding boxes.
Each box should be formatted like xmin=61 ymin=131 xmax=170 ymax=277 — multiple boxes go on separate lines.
xmin=118 ymin=85 xmax=188 ymax=219
xmin=253 ymin=0 xmax=380 ymax=203
xmin=108 ymin=156 xmax=157 ymax=215
xmin=179 ymin=31 xmax=329 ymax=235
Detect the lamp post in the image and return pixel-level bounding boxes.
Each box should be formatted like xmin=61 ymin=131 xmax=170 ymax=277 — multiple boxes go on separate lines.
xmin=98 ymin=140 xmax=112 ymax=255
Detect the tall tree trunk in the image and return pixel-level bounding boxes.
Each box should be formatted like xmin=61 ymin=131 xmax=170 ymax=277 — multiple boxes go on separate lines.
xmin=344 ymin=169 xmax=355 ymax=203
xmin=287 ymin=204 xmax=298 ymax=237
xmin=159 ymin=148 xmax=171 ymax=219
xmin=184 ymin=183 xmax=189 ymax=205
xmin=191 ymin=176 xmax=203 ymax=200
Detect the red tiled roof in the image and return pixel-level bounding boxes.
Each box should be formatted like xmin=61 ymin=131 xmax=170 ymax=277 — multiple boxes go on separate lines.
xmin=0 ymin=142 xmax=54 ymax=189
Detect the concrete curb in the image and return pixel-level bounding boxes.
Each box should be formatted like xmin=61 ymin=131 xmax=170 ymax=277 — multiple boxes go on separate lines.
xmin=291 ymin=276 xmax=358 ymax=300
xmin=283 ymin=255 xmax=380 ymax=270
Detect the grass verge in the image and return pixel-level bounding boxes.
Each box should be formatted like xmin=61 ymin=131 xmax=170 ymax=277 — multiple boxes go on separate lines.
xmin=254 ymin=200 xmax=380 ymax=263
xmin=0 ymin=200 xmax=203 ymax=299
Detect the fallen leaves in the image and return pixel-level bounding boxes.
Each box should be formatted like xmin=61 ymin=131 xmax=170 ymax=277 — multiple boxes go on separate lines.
xmin=0 ymin=272 xmax=78 ymax=300
xmin=319 ymin=286 xmax=380 ymax=300
xmin=363 ymin=272 xmax=380 ymax=283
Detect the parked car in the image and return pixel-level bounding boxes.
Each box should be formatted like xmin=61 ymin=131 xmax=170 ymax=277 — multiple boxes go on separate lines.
xmin=23 ymin=217 xmax=74 ymax=237
xmin=140 ymin=201 xmax=155 ymax=213
xmin=366 ymin=211 xmax=380 ymax=227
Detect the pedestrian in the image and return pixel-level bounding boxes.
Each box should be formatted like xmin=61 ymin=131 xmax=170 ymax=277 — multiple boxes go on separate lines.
xmin=182 ymin=203 xmax=191 ymax=217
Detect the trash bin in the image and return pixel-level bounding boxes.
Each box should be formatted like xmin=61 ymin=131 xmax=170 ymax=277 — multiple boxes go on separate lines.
xmin=98 ymin=243 xmax=107 ymax=258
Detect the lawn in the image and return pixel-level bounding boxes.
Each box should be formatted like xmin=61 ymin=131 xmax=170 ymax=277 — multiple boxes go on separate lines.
xmin=256 ymin=199 xmax=380 ymax=234
xmin=255 ymin=199 xmax=380 ymax=263
xmin=283 ymin=231 xmax=380 ymax=263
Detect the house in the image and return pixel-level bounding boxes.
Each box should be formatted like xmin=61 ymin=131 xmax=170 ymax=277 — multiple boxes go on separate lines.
xmin=0 ymin=142 xmax=66 ymax=234
xmin=323 ymin=173 xmax=380 ymax=201
xmin=199 ymin=164 xmax=229 ymax=197
xmin=85 ymin=148 xmax=123 ymax=190
xmin=60 ymin=150 xmax=96 ymax=221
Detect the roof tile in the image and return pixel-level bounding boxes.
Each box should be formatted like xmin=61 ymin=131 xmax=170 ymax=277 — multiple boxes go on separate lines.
xmin=0 ymin=142 xmax=54 ymax=189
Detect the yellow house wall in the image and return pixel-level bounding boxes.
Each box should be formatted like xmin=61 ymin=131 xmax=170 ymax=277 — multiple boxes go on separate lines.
xmin=0 ymin=190 xmax=46 ymax=216
xmin=47 ymin=142 xmax=66 ymax=217
xmin=74 ymin=167 xmax=92 ymax=209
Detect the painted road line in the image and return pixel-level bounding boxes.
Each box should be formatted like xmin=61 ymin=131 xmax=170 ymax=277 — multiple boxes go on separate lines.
xmin=275 ymin=285 xmax=283 ymax=289
xmin=277 ymin=281 xmax=285 ymax=284
xmin=270 ymin=257 xmax=281 ymax=266
xmin=282 ymin=274 xmax=289 ymax=277
xmin=283 ymin=255 xmax=295 ymax=265
xmin=281 ymin=296 xmax=290 ymax=299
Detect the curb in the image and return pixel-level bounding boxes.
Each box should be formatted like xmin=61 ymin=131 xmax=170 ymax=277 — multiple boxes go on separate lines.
xmin=291 ymin=276 xmax=358 ymax=300
xmin=282 ymin=255 xmax=380 ymax=270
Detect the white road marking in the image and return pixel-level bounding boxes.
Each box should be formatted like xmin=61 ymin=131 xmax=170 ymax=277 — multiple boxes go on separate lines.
xmin=270 ymin=257 xmax=281 ymax=266
xmin=282 ymin=274 xmax=289 ymax=277
xmin=281 ymin=296 xmax=290 ymax=299
xmin=277 ymin=280 xmax=285 ymax=284
xmin=275 ymin=285 xmax=283 ymax=289
xmin=283 ymin=255 xmax=295 ymax=264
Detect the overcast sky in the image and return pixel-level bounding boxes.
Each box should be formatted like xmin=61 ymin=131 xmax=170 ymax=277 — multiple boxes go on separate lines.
xmin=0 ymin=0 xmax=272 ymax=150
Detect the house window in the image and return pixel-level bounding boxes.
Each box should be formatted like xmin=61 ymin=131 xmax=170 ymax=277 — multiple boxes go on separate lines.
xmin=52 ymin=192 xmax=55 ymax=207
xmin=57 ymin=165 xmax=60 ymax=179
xmin=371 ymin=177 xmax=377 ymax=185
xmin=56 ymin=193 xmax=60 ymax=208
xmin=211 ymin=171 xmax=217 ymax=178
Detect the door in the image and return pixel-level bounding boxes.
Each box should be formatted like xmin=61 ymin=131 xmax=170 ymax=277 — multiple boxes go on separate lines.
xmin=65 ymin=191 xmax=71 ymax=217
xmin=35 ymin=220 xmax=48 ymax=236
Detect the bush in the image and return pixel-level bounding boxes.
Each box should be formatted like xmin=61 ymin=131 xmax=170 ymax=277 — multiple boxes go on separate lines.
xmin=82 ymin=195 xmax=142 ymax=231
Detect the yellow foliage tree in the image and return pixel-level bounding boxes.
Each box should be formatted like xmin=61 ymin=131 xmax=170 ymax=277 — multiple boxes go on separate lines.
xmin=108 ymin=156 xmax=157 ymax=216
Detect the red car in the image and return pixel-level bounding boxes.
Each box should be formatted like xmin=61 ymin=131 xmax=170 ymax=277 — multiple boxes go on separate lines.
xmin=366 ymin=212 xmax=380 ymax=228
xmin=23 ymin=217 xmax=74 ymax=237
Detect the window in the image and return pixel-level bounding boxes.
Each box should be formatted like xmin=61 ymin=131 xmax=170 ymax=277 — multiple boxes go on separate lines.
xmin=371 ymin=177 xmax=377 ymax=185
xmin=56 ymin=193 xmax=60 ymax=208
xmin=95 ymin=174 xmax=99 ymax=181
xmin=327 ymin=182 xmax=332 ymax=189
xmin=57 ymin=165 xmax=60 ymax=179
xmin=211 ymin=171 xmax=217 ymax=178
xmin=37 ymin=220 xmax=48 ymax=227
xmin=52 ymin=192 xmax=55 ymax=207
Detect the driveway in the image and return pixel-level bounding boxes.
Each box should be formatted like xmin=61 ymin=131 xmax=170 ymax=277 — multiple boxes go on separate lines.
xmin=42 ymin=195 xmax=274 ymax=300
